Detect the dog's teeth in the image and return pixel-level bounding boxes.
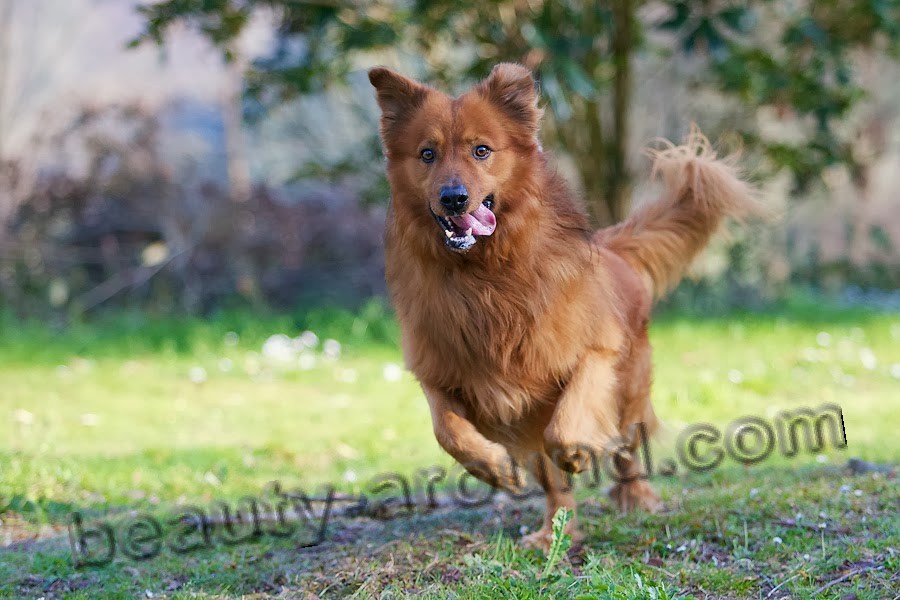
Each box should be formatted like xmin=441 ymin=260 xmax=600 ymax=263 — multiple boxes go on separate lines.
xmin=445 ymin=230 xmax=453 ymax=238
xmin=465 ymin=228 xmax=472 ymax=237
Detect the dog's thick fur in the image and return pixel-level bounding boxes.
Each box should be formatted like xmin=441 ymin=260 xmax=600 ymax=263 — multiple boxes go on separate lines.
xmin=369 ymin=63 xmax=760 ymax=550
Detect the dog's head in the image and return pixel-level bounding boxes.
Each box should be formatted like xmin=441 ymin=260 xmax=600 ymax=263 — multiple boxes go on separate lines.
xmin=369 ymin=64 xmax=543 ymax=253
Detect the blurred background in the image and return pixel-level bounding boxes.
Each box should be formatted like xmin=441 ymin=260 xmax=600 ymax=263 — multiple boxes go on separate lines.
xmin=2 ymin=2 xmax=899 ymax=596
xmin=1 ymin=0 xmax=898 ymax=319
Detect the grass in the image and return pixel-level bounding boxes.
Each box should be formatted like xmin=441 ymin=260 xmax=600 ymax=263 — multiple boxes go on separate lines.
xmin=1 ymin=299 xmax=898 ymax=598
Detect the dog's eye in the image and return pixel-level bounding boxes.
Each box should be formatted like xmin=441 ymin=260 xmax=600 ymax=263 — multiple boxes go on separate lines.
xmin=473 ymin=145 xmax=491 ymax=160
xmin=420 ymin=149 xmax=435 ymax=163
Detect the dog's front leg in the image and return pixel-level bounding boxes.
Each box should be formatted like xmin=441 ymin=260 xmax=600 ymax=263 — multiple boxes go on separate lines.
xmin=543 ymin=349 xmax=620 ymax=474
xmin=423 ymin=384 xmax=524 ymax=493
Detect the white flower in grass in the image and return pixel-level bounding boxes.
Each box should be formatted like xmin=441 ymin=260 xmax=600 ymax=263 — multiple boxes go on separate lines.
xmin=13 ymin=409 xmax=34 ymax=425
xmin=224 ymin=331 xmax=239 ymax=347
xmin=772 ymin=536 xmax=783 ymax=545
xmin=816 ymin=331 xmax=832 ymax=347
xmin=323 ymin=339 xmax=342 ymax=359
xmin=382 ymin=363 xmax=403 ymax=382
xmin=80 ymin=413 xmax=99 ymax=427
xmin=749 ymin=488 xmax=759 ymax=497
xmin=816 ymin=454 xmax=828 ymax=464
xmin=859 ymin=348 xmax=877 ymax=370
xmin=343 ymin=469 xmax=358 ymax=483
xmin=262 ymin=334 xmax=294 ymax=361
xmin=299 ymin=330 xmax=319 ymax=348
xmin=727 ymin=369 xmax=744 ymax=384
xmin=188 ymin=366 xmax=207 ymax=384
xmin=853 ymin=489 xmax=863 ymax=497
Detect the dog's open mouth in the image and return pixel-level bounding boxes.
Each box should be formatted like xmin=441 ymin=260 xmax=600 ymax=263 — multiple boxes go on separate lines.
xmin=432 ymin=196 xmax=497 ymax=252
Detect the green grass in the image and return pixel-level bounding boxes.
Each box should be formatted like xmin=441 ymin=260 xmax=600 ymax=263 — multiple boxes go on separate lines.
xmin=1 ymin=301 xmax=898 ymax=598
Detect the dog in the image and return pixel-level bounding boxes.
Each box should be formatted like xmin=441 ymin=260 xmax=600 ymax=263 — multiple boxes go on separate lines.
xmin=368 ymin=63 xmax=759 ymax=550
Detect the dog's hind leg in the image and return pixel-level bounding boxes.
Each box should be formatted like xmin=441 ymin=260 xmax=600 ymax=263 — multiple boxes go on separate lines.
xmin=608 ymin=453 xmax=661 ymax=513
xmin=609 ymin=333 xmax=662 ymax=513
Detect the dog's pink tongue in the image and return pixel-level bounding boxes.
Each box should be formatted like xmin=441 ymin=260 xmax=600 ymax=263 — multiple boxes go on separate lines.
xmin=450 ymin=204 xmax=496 ymax=236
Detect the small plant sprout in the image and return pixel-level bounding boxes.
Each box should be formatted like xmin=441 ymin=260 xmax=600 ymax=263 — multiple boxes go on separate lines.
xmin=540 ymin=507 xmax=573 ymax=579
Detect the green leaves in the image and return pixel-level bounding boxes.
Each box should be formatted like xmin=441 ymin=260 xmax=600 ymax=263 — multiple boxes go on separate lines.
xmin=540 ymin=506 xmax=573 ymax=579
xmin=131 ymin=0 xmax=900 ymax=210
xmin=132 ymin=0 xmax=253 ymax=51
xmin=658 ymin=1 xmax=755 ymax=55
xmin=659 ymin=0 xmax=898 ymax=196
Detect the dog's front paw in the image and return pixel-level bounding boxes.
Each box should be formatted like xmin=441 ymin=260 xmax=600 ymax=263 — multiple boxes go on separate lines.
xmin=459 ymin=454 xmax=526 ymax=495
xmin=490 ymin=460 xmax=527 ymax=495
xmin=545 ymin=440 xmax=601 ymax=474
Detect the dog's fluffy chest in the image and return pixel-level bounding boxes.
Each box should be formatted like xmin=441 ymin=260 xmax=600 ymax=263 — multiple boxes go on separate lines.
xmin=392 ymin=262 xmax=588 ymax=424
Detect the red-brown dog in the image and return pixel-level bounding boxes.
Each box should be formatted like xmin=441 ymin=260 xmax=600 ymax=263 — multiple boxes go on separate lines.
xmin=369 ymin=63 xmax=758 ymax=550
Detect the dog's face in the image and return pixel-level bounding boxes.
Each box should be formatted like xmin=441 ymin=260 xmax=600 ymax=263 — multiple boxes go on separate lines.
xmin=369 ymin=64 xmax=543 ymax=253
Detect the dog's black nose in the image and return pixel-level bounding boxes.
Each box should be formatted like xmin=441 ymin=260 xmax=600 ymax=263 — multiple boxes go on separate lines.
xmin=439 ymin=185 xmax=468 ymax=214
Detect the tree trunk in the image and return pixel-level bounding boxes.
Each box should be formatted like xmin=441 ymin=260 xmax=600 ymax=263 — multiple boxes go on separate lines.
xmin=578 ymin=96 xmax=614 ymax=226
xmin=560 ymin=0 xmax=636 ymax=228
xmin=605 ymin=0 xmax=634 ymax=224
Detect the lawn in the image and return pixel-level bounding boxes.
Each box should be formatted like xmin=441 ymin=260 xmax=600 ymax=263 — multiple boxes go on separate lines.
xmin=1 ymin=299 xmax=898 ymax=598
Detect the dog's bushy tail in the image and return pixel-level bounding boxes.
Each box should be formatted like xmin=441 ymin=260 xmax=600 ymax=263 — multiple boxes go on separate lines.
xmin=598 ymin=126 xmax=765 ymax=300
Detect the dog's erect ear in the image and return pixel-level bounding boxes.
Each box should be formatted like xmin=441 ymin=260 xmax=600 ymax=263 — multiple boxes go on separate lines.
xmin=368 ymin=67 xmax=428 ymax=130
xmin=476 ymin=63 xmax=542 ymax=135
